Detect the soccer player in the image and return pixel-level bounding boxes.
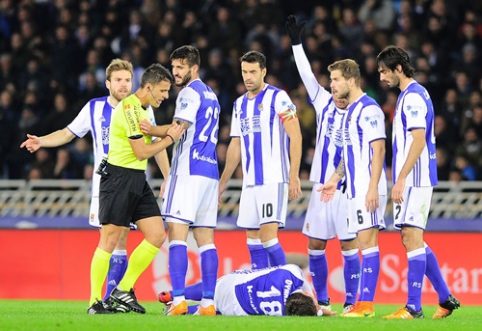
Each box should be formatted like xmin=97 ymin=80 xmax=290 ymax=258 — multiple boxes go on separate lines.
xmin=377 ymin=46 xmax=460 ymax=319
xmin=141 ymin=46 xmax=220 ymax=316
xmin=319 ymin=60 xmax=387 ymax=318
xmin=219 ymin=51 xmax=303 ymax=270
xmin=158 ymin=264 xmax=338 ymax=317
xmin=20 ymin=59 xmax=170 ymax=308
xmin=286 ymin=15 xmax=360 ymax=314
xmin=96 ymin=63 xmax=184 ymax=314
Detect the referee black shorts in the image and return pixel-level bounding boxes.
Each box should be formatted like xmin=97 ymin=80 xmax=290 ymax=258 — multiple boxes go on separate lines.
xmin=99 ymin=163 xmax=161 ymax=227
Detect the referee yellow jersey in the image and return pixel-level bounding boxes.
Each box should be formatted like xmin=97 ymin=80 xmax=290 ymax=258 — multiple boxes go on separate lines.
xmin=108 ymin=94 xmax=153 ymax=170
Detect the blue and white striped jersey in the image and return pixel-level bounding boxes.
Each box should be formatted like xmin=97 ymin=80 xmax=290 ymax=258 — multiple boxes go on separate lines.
xmin=171 ymin=79 xmax=220 ymax=180
xmin=337 ymin=94 xmax=387 ymax=199
xmin=392 ymin=81 xmax=438 ymax=187
xmin=67 ymin=96 xmax=156 ymax=196
xmin=231 ymin=84 xmax=295 ymax=187
xmin=233 ymin=264 xmax=310 ymax=316
xmin=292 ymin=44 xmax=345 ymax=186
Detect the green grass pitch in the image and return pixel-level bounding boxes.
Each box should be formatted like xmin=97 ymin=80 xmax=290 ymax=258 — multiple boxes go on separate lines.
xmin=0 ymin=300 xmax=481 ymax=331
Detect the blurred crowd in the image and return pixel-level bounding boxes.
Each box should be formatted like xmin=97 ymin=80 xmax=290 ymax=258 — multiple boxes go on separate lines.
xmin=1 ymin=0 xmax=482 ymax=182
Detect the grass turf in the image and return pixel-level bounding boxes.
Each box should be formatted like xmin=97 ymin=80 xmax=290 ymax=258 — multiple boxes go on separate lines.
xmin=0 ymin=300 xmax=480 ymax=331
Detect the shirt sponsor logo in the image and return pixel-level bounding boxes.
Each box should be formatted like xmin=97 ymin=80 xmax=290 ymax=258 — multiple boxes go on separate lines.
xmin=240 ymin=116 xmax=261 ymax=136
xmin=102 ymin=126 xmax=109 ymax=146
xmin=179 ymin=97 xmax=193 ymax=110
xmin=192 ymin=149 xmax=217 ymax=164
xmin=407 ymin=105 xmax=422 ymax=117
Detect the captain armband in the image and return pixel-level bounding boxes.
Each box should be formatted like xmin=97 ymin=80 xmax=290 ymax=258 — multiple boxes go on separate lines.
xmin=279 ymin=108 xmax=298 ymax=123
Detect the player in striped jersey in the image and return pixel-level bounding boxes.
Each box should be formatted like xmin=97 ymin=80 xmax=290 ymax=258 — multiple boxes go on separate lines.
xmin=286 ymin=15 xmax=360 ymax=314
xmin=377 ymin=46 xmax=460 ymax=319
xmin=20 ymin=59 xmax=170 ymax=311
xmin=158 ymin=264 xmax=337 ymax=317
xmin=142 ymin=46 xmax=220 ymax=316
xmin=219 ymin=51 xmax=303 ymax=270
xmin=319 ymin=59 xmax=387 ymax=318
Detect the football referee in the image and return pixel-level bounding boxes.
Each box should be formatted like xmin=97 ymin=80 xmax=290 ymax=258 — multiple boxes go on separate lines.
xmin=87 ymin=64 xmax=184 ymax=314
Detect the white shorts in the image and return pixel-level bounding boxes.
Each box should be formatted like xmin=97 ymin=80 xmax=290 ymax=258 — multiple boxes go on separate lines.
xmin=347 ymin=195 xmax=387 ymax=234
xmin=302 ymin=185 xmax=355 ymax=241
xmin=393 ymin=186 xmax=433 ymax=230
xmin=237 ymin=183 xmax=288 ymax=229
xmin=89 ymin=196 xmax=101 ymax=228
xmin=214 ymin=274 xmax=247 ymax=316
xmin=162 ymin=175 xmax=218 ymax=228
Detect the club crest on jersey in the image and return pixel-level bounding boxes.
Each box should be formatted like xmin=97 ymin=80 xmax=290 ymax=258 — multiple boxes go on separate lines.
xmin=258 ymin=103 xmax=264 ymax=111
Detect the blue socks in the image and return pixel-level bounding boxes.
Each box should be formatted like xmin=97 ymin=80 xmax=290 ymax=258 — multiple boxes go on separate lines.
xmin=263 ymin=238 xmax=286 ymax=267
xmin=308 ymin=249 xmax=328 ymax=303
xmin=103 ymin=250 xmax=128 ymax=301
xmin=169 ymin=240 xmax=188 ymax=302
xmin=247 ymin=238 xmax=269 ymax=269
xmin=358 ymin=246 xmax=380 ymax=302
xmin=425 ymin=245 xmax=451 ymax=303
xmin=199 ymin=244 xmax=218 ymax=303
xmin=342 ymin=248 xmax=360 ymax=305
xmin=407 ymin=247 xmax=426 ymax=311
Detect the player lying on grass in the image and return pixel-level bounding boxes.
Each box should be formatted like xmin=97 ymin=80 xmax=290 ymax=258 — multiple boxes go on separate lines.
xmin=158 ymin=264 xmax=338 ymax=316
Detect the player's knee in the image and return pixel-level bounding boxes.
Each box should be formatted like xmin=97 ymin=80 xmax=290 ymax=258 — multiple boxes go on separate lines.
xmin=308 ymin=239 xmax=326 ymax=250
xmin=340 ymin=239 xmax=357 ymax=251
xmin=147 ymin=231 xmax=166 ymax=248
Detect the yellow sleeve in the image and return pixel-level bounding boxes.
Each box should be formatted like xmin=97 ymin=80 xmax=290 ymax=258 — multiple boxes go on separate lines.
xmin=122 ymin=99 xmax=143 ymax=138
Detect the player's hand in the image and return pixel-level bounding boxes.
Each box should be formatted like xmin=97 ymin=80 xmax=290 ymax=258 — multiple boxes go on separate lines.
xmin=286 ymin=15 xmax=306 ymax=45
xmin=139 ymin=119 xmax=152 ymax=135
xmin=319 ymin=307 xmax=338 ymax=317
xmin=20 ymin=134 xmax=41 ymax=153
xmin=159 ymin=180 xmax=166 ymax=198
xmin=166 ymin=123 xmax=185 ymax=142
xmin=365 ymin=187 xmax=379 ymax=213
xmin=289 ymin=175 xmax=302 ymax=201
xmin=391 ymin=178 xmax=405 ymax=204
xmin=218 ymin=181 xmax=228 ymax=204
xmin=317 ymin=181 xmax=336 ymax=203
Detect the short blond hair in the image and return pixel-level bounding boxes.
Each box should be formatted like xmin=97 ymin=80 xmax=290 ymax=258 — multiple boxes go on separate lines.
xmin=105 ymin=59 xmax=133 ymax=81
xmin=328 ymin=59 xmax=361 ymax=85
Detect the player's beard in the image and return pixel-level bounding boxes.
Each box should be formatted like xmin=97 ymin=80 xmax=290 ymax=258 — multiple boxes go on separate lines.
xmin=111 ymin=89 xmax=127 ymax=102
xmin=176 ymin=71 xmax=192 ymax=87
xmin=392 ymin=75 xmax=401 ymax=88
